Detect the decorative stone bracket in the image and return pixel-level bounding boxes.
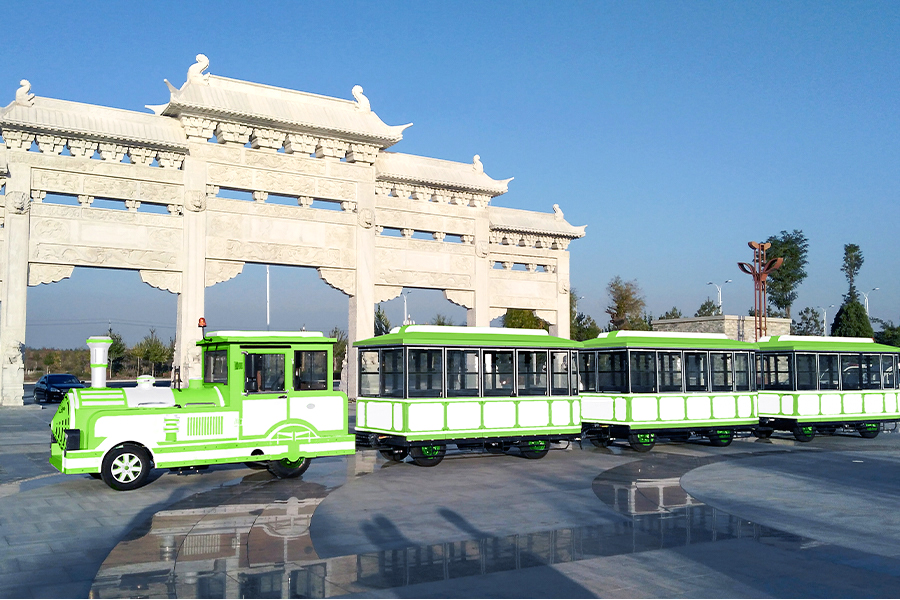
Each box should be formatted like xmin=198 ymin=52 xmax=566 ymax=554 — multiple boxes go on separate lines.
xmin=206 ymin=260 xmax=244 ymax=287
xmin=318 ymin=268 xmax=356 ymax=296
xmin=27 ymin=264 xmax=74 ymax=286
xmin=140 ymin=270 xmax=181 ymax=294
xmin=374 ymin=285 xmax=402 ymax=303
xmin=444 ymin=289 xmax=474 ymax=309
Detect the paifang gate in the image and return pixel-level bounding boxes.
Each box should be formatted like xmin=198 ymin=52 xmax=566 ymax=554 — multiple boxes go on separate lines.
xmin=0 ymin=56 xmax=585 ymax=405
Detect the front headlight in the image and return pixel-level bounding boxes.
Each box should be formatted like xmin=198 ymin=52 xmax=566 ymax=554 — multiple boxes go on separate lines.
xmin=49 ymin=387 xmax=60 ymax=393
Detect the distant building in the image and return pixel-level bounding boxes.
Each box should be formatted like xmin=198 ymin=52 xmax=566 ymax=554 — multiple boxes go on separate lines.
xmin=651 ymin=315 xmax=791 ymax=342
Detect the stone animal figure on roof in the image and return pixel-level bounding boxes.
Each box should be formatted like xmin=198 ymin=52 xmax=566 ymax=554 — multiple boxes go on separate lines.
xmin=352 ymin=85 xmax=370 ymax=112
xmin=15 ymin=80 xmax=34 ymax=107
xmin=187 ymin=54 xmax=210 ymax=85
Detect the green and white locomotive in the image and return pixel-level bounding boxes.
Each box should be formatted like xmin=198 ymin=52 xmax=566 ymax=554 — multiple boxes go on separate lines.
xmin=49 ymin=331 xmax=354 ymax=490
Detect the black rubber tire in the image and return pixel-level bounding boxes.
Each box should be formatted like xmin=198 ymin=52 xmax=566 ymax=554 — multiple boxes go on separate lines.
xmin=588 ymin=435 xmax=610 ymax=448
xmin=708 ymin=430 xmax=734 ymax=447
xmin=244 ymin=461 xmax=269 ymax=470
xmin=754 ymin=427 xmax=773 ymax=439
xmin=267 ymin=457 xmax=312 ymax=478
xmin=101 ymin=444 xmax=152 ymax=491
xmin=792 ymin=425 xmax=816 ymax=442
xmin=628 ymin=432 xmax=656 ymax=453
xmin=520 ymin=440 xmax=550 ymax=459
xmin=410 ymin=444 xmax=446 ymax=467
xmin=89 ymin=472 xmax=102 ymax=479
xmin=857 ymin=423 xmax=880 ymax=439
xmin=380 ymin=448 xmax=409 ymax=461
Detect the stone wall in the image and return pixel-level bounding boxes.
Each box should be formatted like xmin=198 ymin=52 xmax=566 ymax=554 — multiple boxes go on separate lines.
xmin=651 ymin=315 xmax=791 ymax=341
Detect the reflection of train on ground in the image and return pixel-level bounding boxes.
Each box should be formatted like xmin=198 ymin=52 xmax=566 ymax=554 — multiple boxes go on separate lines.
xmin=49 ymin=326 xmax=900 ymax=489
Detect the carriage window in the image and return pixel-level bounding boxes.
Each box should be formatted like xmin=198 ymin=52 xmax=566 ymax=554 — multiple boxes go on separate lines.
xmin=294 ymin=351 xmax=327 ymax=391
xmin=381 ymin=349 xmax=405 ymax=398
xmin=518 ymin=350 xmax=548 ymax=396
xmin=551 ymin=352 xmax=571 ymax=395
xmin=760 ymin=353 xmax=792 ymax=390
xmin=711 ymin=352 xmax=733 ymax=392
xmin=244 ymin=353 xmax=285 ymax=393
xmin=795 ymin=353 xmax=817 ymax=391
xmin=884 ymin=355 xmax=898 ymax=390
xmin=408 ymin=349 xmax=443 ymax=398
xmin=657 ymin=352 xmax=682 ymax=393
xmin=598 ymin=351 xmax=628 ymax=393
xmin=735 ymin=352 xmax=751 ymax=391
xmin=841 ymin=354 xmax=861 ymax=390
xmin=484 ymin=351 xmax=514 ymax=396
xmin=578 ymin=352 xmax=597 ymax=393
xmin=448 ymin=350 xmax=479 ymax=397
xmin=359 ymin=350 xmax=380 ymax=396
xmin=630 ymin=351 xmax=657 ymax=394
xmin=818 ymin=354 xmax=839 ymax=389
xmin=204 ymin=350 xmax=228 ymax=384
xmin=685 ymin=352 xmax=709 ymax=392
xmin=862 ymin=354 xmax=882 ymax=389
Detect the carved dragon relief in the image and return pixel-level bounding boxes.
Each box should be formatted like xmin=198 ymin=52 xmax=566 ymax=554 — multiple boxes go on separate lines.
xmin=7 ymin=192 xmax=29 ymax=215
xmin=139 ymin=270 xmax=182 ymax=294
xmin=33 ymin=243 xmax=177 ymax=270
xmin=27 ymin=264 xmax=74 ymax=287
xmin=205 ymin=260 xmax=244 ymax=287
xmin=318 ymin=268 xmax=356 ymax=296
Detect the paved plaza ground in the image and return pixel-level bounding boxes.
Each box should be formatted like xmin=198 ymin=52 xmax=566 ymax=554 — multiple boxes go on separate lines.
xmin=1 ymin=394 xmax=899 ymax=598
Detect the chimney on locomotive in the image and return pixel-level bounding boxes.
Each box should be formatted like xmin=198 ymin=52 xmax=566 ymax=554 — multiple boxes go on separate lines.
xmin=86 ymin=336 xmax=113 ymax=388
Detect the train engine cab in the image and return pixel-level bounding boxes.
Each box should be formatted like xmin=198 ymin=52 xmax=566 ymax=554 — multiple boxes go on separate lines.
xmin=579 ymin=331 xmax=758 ymax=451
xmin=756 ymin=335 xmax=900 ymax=441
xmin=49 ymin=331 xmax=354 ymax=490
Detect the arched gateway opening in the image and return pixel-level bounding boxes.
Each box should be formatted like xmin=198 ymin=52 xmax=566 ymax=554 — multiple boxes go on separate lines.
xmin=0 ymin=57 xmax=585 ymax=404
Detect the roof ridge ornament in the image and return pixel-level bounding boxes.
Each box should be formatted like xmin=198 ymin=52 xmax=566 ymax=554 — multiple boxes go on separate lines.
xmin=15 ymin=80 xmax=34 ymax=107
xmin=351 ymin=85 xmax=370 ymax=112
xmin=553 ymin=203 xmax=564 ymax=220
xmin=187 ymin=54 xmax=210 ymax=86
xmin=473 ymin=154 xmax=483 ymax=173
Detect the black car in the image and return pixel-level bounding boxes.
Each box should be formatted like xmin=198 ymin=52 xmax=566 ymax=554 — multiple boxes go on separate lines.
xmin=34 ymin=373 xmax=86 ymax=404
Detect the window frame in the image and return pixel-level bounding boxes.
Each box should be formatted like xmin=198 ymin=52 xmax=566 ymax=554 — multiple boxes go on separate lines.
xmin=243 ymin=351 xmax=287 ymax=394
xmin=407 ymin=347 xmax=444 ymax=398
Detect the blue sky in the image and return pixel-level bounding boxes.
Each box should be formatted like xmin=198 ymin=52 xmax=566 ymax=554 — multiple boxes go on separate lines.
xmin=6 ymin=1 xmax=898 ymax=347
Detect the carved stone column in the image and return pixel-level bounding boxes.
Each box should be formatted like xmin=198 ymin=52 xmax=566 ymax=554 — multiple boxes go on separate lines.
xmin=550 ymin=251 xmax=571 ymax=339
xmin=468 ymin=212 xmax=492 ymax=326
xmin=348 ymin=194 xmax=377 ymax=400
xmin=0 ymin=184 xmax=31 ymax=406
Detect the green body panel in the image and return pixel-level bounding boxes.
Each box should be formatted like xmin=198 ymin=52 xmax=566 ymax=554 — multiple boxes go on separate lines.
xmin=583 ymin=330 xmax=757 ymax=351
xmin=355 ymin=325 xmax=580 ymax=349
xmin=758 ymin=335 xmax=899 ymax=354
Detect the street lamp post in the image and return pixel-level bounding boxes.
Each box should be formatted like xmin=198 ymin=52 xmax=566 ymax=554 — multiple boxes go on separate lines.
xmin=861 ymin=287 xmax=879 ymax=316
xmin=706 ymin=280 xmax=732 ymax=312
xmin=402 ymin=291 xmax=414 ymax=326
xmin=817 ymin=304 xmax=835 ymax=336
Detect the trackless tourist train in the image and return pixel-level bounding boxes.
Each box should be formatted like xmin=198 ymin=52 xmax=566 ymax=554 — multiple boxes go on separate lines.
xmin=48 ymin=326 xmax=899 ymax=490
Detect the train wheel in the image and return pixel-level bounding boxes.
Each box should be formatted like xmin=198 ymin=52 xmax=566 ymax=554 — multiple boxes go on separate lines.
xmin=708 ymin=430 xmax=734 ymax=447
xmin=410 ymin=444 xmax=446 ymax=467
xmin=520 ymin=440 xmax=550 ymax=459
xmin=857 ymin=423 xmax=880 ymax=439
xmin=628 ymin=432 xmax=655 ymax=453
xmin=268 ymin=457 xmax=311 ymax=479
xmin=101 ymin=444 xmax=152 ymax=491
xmin=754 ymin=427 xmax=773 ymax=439
xmin=380 ymin=448 xmax=409 ymax=461
xmin=792 ymin=425 xmax=816 ymax=442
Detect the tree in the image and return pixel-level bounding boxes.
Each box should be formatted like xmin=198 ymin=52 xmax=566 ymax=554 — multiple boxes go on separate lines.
xmin=133 ymin=329 xmax=171 ymax=377
xmin=659 ymin=307 xmax=683 ymax=320
xmin=766 ymin=230 xmax=809 ymax=319
xmin=328 ymin=327 xmax=348 ymax=378
xmin=42 ymin=351 xmax=57 ymax=374
xmin=502 ymin=309 xmax=549 ymax=331
xmin=107 ymin=328 xmax=127 ymax=379
xmin=374 ymin=304 xmax=392 ymax=336
xmin=831 ymin=301 xmax=874 ymax=338
xmin=841 ymin=243 xmax=864 ymax=301
xmin=792 ymin=307 xmax=824 ymax=336
xmin=605 ymin=276 xmax=646 ymax=331
xmin=695 ymin=298 xmax=720 ymax=317
xmin=570 ymin=291 xmax=600 ymax=341
xmin=430 ymin=314 xmax=455 ymax=326
xmin=873 ymin=318 xmax=900 ymax=348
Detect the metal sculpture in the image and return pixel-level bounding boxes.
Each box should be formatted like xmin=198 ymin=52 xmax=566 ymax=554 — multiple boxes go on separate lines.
xmin=738 ymin=241 xmax=783 ymax=341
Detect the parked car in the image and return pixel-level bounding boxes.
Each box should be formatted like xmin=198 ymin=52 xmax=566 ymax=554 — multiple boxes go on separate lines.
xmin=34 ymin=374 xmax=85 ymax=404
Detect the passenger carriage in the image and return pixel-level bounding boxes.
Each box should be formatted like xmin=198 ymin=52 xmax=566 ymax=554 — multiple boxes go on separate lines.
xmin=49 ymin=331 xmax=355 ymax=490
xmin=756 ymin=335 xmax=900 ymax=441
xmin=353 ymin=325 xmax=582 ymax=466
xmin=579 ymin=331 xmax=758 ymax=452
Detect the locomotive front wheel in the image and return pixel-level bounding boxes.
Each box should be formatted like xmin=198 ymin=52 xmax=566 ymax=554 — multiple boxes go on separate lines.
xmin=268 ymin=457 xmax=311 ymax=478
xmin=708 ymin=430 xmax=734 ymax=447
xmin=410 ymin=444 xmax=446 ymax=467
xmin=792 ymin=425 xmax=816 ymax=442
xmin=857 ymin=422 xmax=880 ymax=439
xmin=628 ymin=433 xmax=656 ymax=452
xmin=520 ymin=440 xmax=550 ymax=459
xmin=380 ymin=448 xmax=409 ymax=462
xmin=101 ymin=444 xmax=152 ymax=491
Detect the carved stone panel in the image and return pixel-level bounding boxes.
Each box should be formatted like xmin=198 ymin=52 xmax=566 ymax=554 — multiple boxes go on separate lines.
xmin=377 ymin=268 xmax=471 ymax=290
xmin=27 ymin=264 xmax=74 ymax=286
xmin=207 ymin=238 xmax=343 ymax=268
xmin=207 ymin=163 xmax=356 ymax=202
xmin=32 ymin=243 xmax=178 ymax=270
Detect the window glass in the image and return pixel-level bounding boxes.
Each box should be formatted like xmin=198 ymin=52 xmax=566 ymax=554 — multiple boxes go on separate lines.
xmin=408 ymin=349 xmax=443 ymax=397
xmin=883 ymin=355 xmax=897 ymax=390
xmin=484 ymin=351 xmax=514 ymax=396
xmin=862 ymin=354 xmax=882 ymax=389
xmin=381 ymin=349 xmax=405 ymax=398
xmin=818 ymin=354 xmax=840 ymax=390
xmin=841 ymin=354 xmax=861 ymax=390
xmin=630 ymin=351 xmax=657 ymax=394
xmin=685 ymin=352 xmax=709 ymax=392
xmin=759 ymin=353 xmax=792 ymax=390
xmin=294 ymin=351 xmax=327 ymax=391
xmin=711 ymin=352 xmax=733 ymax=392
xmin=598 ymin=351 xmax=628 ymax=393
xmin=551 ymin=352 xmax=571 ymax=395
xmin=49 ymin=374 xmax=81 ymax=385
xmin=244 ymin=353 xmax=285 ymax=393
xmin=657 ymin=352 xmax=682 ymax=393
xmin=578 ymin=352 xmax=596 ymax=393
xmin=796 ymin=353 xmax=817 ymax=391
xmin=448 ymin=350 xmax=479 ymax=397
xmin=735 ymin=352 xmax=751 ymax=391
xmin=518 ymin=350 xmax=548 ymax=396
xmin=205 ymin=350 xmax=228 ymax=384
xmin=359 ymin=350 xmax=380 ymax=396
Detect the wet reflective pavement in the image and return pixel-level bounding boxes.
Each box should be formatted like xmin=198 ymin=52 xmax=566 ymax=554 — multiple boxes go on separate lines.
xmin=85 ymin=440 xmax=900 ymax=599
